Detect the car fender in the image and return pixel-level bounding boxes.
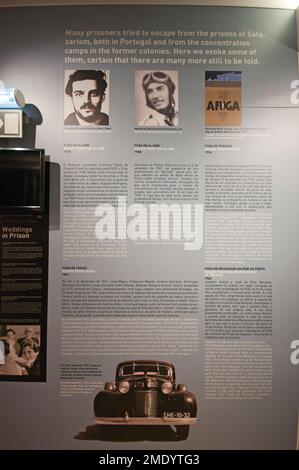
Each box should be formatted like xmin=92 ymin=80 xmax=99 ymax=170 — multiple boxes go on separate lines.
xmin=94 ymin=389 xmax=127 ymax=417
xmin=167 ymin=390 xmax=197 ymax=416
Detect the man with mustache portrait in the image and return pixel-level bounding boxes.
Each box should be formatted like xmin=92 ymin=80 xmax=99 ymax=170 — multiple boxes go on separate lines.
xmin=64 ymin=69 xmax=109 ymax=126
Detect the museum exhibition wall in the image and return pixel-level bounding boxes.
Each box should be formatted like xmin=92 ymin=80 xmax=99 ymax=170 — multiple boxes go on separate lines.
xmin=0 ymin=2 xmax=299 ymax=451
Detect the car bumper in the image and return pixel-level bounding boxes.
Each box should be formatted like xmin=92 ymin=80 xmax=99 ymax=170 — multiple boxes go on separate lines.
xmin=94 ymin=417 xmax=197 ymax=426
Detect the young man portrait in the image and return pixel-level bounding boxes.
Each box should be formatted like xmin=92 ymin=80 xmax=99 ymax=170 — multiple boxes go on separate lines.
xmin=136 ymin=71 xmax=179 ymax=127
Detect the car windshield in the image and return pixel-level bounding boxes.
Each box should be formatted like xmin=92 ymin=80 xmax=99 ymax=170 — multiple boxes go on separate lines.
xmin=119 ymin=364 xmax=172 ymax=378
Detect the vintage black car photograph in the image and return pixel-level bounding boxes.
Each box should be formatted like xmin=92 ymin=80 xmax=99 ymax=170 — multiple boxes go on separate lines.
xmin=93 ymin=360 xmax=197 ymax=440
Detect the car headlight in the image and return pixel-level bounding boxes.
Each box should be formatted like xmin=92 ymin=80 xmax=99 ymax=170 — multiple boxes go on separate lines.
xmin=119 ymin=381 xmax=130 ymax=394
xmin=161 ymin=381 xmax=173 ymax=395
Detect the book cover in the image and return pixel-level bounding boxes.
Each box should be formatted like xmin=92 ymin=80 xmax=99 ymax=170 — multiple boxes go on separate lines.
xmin=205 ymin=71 xmax=242 ymax=126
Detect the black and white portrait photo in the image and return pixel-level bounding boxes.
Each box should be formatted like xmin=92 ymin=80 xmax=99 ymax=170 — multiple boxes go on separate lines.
xmin=64 ymin=69 xmax=109 ymax=126
xmin=135 ymin=70 xmax=179 ymax=127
